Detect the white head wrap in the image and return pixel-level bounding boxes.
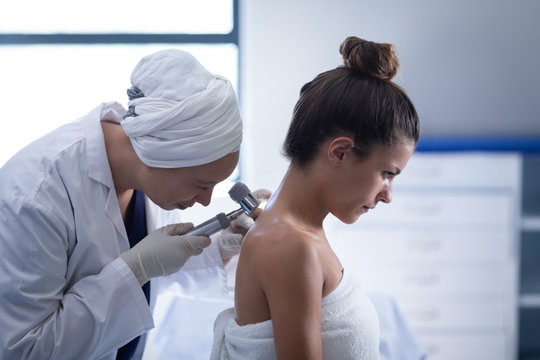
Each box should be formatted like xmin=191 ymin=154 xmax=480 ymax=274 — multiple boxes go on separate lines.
xmin=121 ymin=49 xmax=243 ymax=168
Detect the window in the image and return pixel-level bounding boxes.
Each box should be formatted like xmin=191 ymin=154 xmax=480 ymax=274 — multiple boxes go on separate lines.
xmin=0 ymin=0 xmax=239 ymax=169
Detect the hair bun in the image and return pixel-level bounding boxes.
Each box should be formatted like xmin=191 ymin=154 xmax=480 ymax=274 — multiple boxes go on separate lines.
xmin=339 ymin=36 xmax=399 ymax=81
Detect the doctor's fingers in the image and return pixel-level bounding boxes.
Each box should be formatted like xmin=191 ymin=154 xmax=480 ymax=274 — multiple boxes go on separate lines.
xmin=174 ymin=234 xmax=212 ymax=255
xmin=253 ymin=188 xmax=272 ymax=201
xmin=230 ymin=213 xmax=255 ymax=235
xmin=162 ymin=222 xmax=194 ymax=235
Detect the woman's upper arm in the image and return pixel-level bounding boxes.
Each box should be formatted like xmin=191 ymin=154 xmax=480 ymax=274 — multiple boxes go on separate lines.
xmin=256 ymin=234 xmax=324 ymax=360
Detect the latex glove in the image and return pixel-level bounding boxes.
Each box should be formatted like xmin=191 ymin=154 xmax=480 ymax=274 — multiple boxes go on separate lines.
xmin=121 ymin=223 xmax=211 ymax=286
xmin=230 ymin=212 xmax=256 ymax=235
xmin=216 ymin=214 xmax=255 ymax=259
xmin=216 ymin=188 xmax=272 ymax=261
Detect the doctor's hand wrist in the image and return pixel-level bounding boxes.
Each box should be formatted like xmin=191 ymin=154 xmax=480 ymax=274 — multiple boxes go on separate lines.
xmin=120 ymin=222 xmax=211 ymax=286
xmin=215 ymin=228 xmax=244 ymax=261
xmin=216 ymin=213 xmax=255 ymax=261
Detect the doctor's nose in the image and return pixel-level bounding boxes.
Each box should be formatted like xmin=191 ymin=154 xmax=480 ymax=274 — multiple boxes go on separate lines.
xmin=195 ymin=188 xmax=213 ymax=207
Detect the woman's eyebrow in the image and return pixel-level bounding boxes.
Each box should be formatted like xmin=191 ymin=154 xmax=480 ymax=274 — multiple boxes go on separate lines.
xmin=390 ymin=167 xmax=402 ymax=175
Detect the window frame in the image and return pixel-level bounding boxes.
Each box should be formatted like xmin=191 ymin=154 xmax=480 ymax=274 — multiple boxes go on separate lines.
xmin=0 ymin=0 xmax=239 ymax=46
xmin=0 ymin=0 xmax=242 ymax=181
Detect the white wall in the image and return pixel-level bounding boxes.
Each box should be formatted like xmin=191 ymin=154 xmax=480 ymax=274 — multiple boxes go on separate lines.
xmin=239 ymin=0 xmax=540 ymax=191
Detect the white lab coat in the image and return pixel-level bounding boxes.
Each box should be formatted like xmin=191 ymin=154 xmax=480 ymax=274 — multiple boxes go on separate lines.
xmin=0 ymin=102 xmax=228 ymax=360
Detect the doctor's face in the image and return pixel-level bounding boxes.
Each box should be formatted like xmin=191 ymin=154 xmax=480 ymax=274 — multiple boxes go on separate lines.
xmin=330 ymin=139 xmax=415 ymax=224
xmin=141 ymin=151 xmax=239 ymax=211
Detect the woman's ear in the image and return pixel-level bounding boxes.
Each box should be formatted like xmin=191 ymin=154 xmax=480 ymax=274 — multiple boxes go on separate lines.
xmin=327 ymin=137 xmax=355 ymax=165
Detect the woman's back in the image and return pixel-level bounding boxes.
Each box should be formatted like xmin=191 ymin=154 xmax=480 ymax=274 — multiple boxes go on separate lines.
xmin=234 ymin=202 xmax=344 ymax=326
xmin=213 ymin=179 xmax=381 ymax=360
xmin=220 ymin=157 xmax=381 ymax=359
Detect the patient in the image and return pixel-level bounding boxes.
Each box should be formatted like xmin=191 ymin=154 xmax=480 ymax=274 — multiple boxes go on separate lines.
xmin=211 ymin=35 xmax=419 ymax=360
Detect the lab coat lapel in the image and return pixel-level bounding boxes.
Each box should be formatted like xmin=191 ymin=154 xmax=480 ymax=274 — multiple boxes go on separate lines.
xmin=83 ymin=102 xmax=130 ymax=247
xmin=104 ymin=189 xmax=129 ymax=247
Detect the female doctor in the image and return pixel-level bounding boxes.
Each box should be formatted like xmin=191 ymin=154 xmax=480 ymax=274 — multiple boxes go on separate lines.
xmin=0 ymin=49 xmax=245 ymax=359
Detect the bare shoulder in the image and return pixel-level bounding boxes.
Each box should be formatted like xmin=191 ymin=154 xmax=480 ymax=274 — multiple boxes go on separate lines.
xmin=243 ymin=220 xmax=317 ymax=260
xmin=234 ymin=211 xmax=326 ymax=326
xmin=240 ymin=218 xmax=322 ymax=283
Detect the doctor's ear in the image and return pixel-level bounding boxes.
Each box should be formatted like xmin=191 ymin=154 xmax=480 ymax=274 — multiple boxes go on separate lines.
xmin=327 ymin=137 xmax=355 ymax=164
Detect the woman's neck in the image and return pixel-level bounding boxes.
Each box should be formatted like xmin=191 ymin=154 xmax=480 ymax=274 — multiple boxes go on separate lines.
xmin=269 ymin=165 xmax=329 ymax=230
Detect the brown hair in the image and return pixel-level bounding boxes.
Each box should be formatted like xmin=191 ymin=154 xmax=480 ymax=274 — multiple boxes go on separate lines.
xmin=283 ymin=36 xmax=419 ymax=166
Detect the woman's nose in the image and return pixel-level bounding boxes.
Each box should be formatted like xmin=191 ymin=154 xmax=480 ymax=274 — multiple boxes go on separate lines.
xmin=377 ymin=184 xmax=392 ymax=204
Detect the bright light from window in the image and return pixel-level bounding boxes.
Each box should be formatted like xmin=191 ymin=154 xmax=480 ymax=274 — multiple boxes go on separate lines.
xmin=0 ymin=44 xmax=238 ymax=166
xmin=0 ymin=0 xmax=233 ymax=34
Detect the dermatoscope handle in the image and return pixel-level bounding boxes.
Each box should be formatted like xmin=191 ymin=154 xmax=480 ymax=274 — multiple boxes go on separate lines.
xmin=185 ymin=212 xmax=230 ymax=236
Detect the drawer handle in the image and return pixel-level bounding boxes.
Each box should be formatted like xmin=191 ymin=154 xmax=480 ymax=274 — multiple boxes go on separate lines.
xmin=404 ymin=274 xmax=441 ymax=286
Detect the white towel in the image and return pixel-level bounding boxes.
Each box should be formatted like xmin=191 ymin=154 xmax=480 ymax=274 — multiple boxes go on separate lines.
xmin=211 ymin=270 xmax=380 ymax=360
xmin=121 ymin=49 xmax=242 ymax=168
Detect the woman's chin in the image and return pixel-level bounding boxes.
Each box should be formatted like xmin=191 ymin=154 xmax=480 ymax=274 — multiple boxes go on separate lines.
xmin=334 ymin=213 xmax=361 ymax=225
xmin=345 ymin=207 xmax=372 ymax=224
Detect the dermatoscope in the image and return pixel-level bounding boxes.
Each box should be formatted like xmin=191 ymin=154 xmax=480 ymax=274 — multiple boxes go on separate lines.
xmin=185 ymin=182 xmax=261 ymax=236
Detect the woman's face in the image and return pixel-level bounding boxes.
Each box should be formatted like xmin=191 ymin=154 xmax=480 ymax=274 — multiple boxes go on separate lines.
xmin=140 ymin=151 xmax=239 ymax=211
xmin=330 ymin=140 xmax=415 ymax=224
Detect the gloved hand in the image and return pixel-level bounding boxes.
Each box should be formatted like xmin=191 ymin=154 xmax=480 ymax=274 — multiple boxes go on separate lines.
xmin=215 ymin=188 xmax=272 ymax=261
xmin=216 ymin=214 xmax=255 ymax=260
xmin=121 ymin=223 xmax=211 ymax=286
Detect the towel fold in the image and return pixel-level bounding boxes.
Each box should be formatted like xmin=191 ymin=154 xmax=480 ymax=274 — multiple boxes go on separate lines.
xmin=211 ymin=270 xmax=380 ymax=359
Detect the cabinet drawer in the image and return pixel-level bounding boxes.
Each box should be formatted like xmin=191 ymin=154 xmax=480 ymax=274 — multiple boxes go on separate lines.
xmin=352 ymin=263 xmax=505 ymax=296
xmin=354 ymin=192 xmax=515 ymax=228
xmin=395 ymin=296 xmax=505 ymax=329
xmin=329 ymin=229 xmax=513 ymax=263
xmin=416 ymin=333 xmax=508 ymax=360
xmin=398 ymin=152 xmax=521 ymax=189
